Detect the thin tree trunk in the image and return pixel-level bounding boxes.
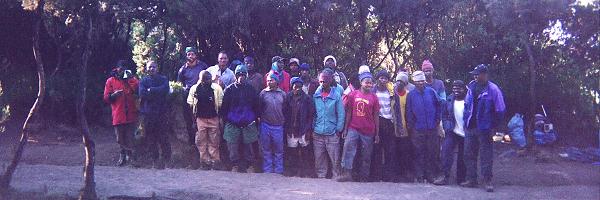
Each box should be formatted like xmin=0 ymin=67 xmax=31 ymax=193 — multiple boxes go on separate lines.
xmin=0 ymin=0 xmax=46 ymax=195
xmin=522 ymin=35 xmax=537 ymax=136
xmin=77 ymin=16 xmax=98 ymax=200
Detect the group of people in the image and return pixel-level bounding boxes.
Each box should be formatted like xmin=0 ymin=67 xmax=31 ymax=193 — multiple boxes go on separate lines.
xmin=103 ymin=46 xmax=506 ymax=192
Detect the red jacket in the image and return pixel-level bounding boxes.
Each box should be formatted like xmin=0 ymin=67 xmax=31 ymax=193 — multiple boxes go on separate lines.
xmin=103 ymin=77 xmax=139 ymax=125
xmin=263 ymin=70 xmax=291 ymax=93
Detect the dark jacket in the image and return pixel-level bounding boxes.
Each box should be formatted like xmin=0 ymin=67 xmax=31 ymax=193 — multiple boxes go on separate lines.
xmin=464 ymin=80 xmax=506 ymax=130
xmin=406 ymin=86 xmax=440 ymax=131
xmin=442 ymin=94 xmax=466 ymax=132
xmin=139 ymin=74 xmax=169 ymax=115
xmin=283 ymin=91 xmax=315 ymax=137
xmin=220 ymin=82 xmax=260 ymax=127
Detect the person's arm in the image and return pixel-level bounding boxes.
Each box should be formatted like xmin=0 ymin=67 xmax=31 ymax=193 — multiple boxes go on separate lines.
xmin=342 ymin=92 xmax=353 ymax=138
xmin=373 ymin=98 xmax=380 ymax=143
xmin=152 ymin=76 xmax=170 ymax=96
xmin=187 ymin=85 xmax=196 ymax=106
xmin=406 ymin=93 xmax=415 ymax=130
xmin=219 ymin=86 xmax=231 ymax=119
xmin=103 ymin=78 xmax=114 ymax=103
xmin=438 ymin=80 xmax=447 ymax=101
xmin=215 ymin=84 xmax=224 ymax=111
xmin=336 ymin=93 xmax=346 ymax=135
xmin=433 ymin=90 xmax=441 ymax=124
xmin=493 ymin=86 xmax=507 ymax=130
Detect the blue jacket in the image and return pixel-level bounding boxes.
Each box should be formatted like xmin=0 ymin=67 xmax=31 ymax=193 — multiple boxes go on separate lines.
xmin=313 ymin=86 xmax=345 ymax=135
xmin=464 ymin=80 xmax=506 ymax=130
xmin=442 ymin=94 xmax=465 ymax=132
xmin=406 ymin=87 xmax=440 ymax=131
xmin=139 ymin=74 xmax=169 ymax=115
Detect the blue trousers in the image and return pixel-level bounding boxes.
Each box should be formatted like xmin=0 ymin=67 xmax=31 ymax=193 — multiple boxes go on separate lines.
xmin=464 ymin=128 xmax=493 ymax=181
xmin=341 ymin=128 xmax=374 ymax=178
xmin=260 ymin=122 xmax=284 ymax=174
xmin=441 ymin=131 xmax=466 ymax=183
xmin=412 ymin=129 xmax=441 ymax=180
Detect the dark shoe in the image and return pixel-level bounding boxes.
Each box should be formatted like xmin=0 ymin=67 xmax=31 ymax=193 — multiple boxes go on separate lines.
xmin=484 ymin=180 xmax=494 ymax=192
xmin=358 ymin=176 xmax=370 ymax=182
xmin=117 ymin=151 xmax=127 ymax=167
xmin=460 ymin=180 xmax=478 ymax=188
xmin=335 ymin=168 xmax=353 ymax=182
xmin=433 ymin=176 xmax=449 ymax=185
xmin=246 ymin=166 xmax=256 ymax=173
xmin=199 ymin=162 xmax=211 ymax=170
xmin=415 ymin=177 xmax=427 ymax=184
xmin=231 ymin=166 xmax=240 ymax=173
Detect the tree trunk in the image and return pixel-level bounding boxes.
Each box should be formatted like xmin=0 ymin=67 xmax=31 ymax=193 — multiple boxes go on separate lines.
xmin=77 ymin=16 xmax=98 ymax=200
xmin=522 ymin=35 xmax=537 ymax=137
xmin=0 ymin=0 xmax=46 ymax=195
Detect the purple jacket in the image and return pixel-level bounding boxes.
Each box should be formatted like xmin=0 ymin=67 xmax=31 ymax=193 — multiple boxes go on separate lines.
xmin=464 ymin=80 xmax=506 ymax=130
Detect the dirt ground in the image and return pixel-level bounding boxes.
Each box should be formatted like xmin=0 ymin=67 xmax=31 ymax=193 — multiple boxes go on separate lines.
xmin=0 ymin=122 xmax=599 ymax=199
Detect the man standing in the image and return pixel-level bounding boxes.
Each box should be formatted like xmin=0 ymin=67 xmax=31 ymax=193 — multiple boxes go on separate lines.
xmin=284 ymin=77 xmax=315 ymax=177
xmin=259 ymin=71 xmax=286 ymax=174
xmin=323 ymin=55 xmax=348 ymax=90
xmin=244 ymin=56 xmax=264 ymax=93
xmin=178 ymin=47 xmax=208 ymax=146
xmin=434 ymin=80 xmax=467 ymax=185
xmin=103 ymin=60 xmax=139 ymax=166
xmin=264 ymin=56 xmax=291 ymax=93
xmin=221 ymin=64 xmax=260 ymax=173
xmin=337 ymin=71 xmax=380 ymax=182
xmin=406 ymin=71 xmax=441 ymax=183
xmin=299 ymin=63 xmax=319 ymax=96
xmin=288 ymin=57 xmax=301 ymax=77
xmin=370 ymin=69 xmax=398 ymax=182
xmin=461 ymin=64 xmax=505 ymax=192
xmin=187 ymin=70 xmax=224 ymax=170
xmin=207 ymin=50 xmax=236 ymax=89
xmin=421 ymin=60 xmax=446 ymax=101
xmin=139 ymin=61 xmax=171 ymax=169
xmin=392 ymin=72 xmax=415 ymax=181
xmin=313 ymin=68 xmax=345 ymax=179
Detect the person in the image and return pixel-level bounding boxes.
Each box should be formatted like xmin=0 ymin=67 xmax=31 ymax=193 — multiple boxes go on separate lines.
xmin=288 ymin=57 xmax=301 ymax=77
xmin=313 ymin=68 xmax=345 ymax=179
xmin=187 ymin=70 xmax=224 ymax=170
xmin=229 ymin=59 xmax=243 ymax=72
xmin=103 ymin=60 xmax=139 ymax=167
xmin=392 ymin=71 xmax=415 ymax=181
xmin=207 ymin=50 xmax=236 ymax=89
xmin=139 ymin=61 xmax=171 ymax=169
xmin=258 ymin=71 xmax=287 ymax=174
xmin=283 ymin=77 xmax=315 ymax=177
xmin=406 ymin=70 xmax=441 ymax=183
xmin=433 ymin=80 xmax=467 ymax=185
xmin=421 ymin=60 xmax=446 ymax=101
xmin=244 ymin=56 xmax=264 ymax=93
xmin=264 ymin=56 xmax=291 ymax=93
xmin=461 ymin=64 xmax=506 ymax=192
xmin=337 ymin=71 xmax=380 ymax=182
xmin=370 ymin=69 xmax=398 ymax=182
xmin=220 ymin=64 xmax=261 ymax=173
xmin=323 ymin=55 xmax=349 ymax=90
xmin=177 ymin=47 xmax=209 ymax=146
xmin=299 ymin=63 xmax=319 ymax=96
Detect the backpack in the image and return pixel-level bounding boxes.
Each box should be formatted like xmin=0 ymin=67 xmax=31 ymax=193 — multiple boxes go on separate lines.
xmin=194 ymin=84 xmax=218 ymax=118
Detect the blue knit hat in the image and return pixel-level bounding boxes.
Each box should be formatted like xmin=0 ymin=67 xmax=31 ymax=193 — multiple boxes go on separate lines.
xmin=235 ymin=64 xmax=248 ymax=75
xmin=185 ymin=46 xmax=197 ymax=53
xmin=359 ymin=72 xmax=373 ymax=82
xmin=299 ymin=63 xmax=310 ymax=71
xmin=267 ymin=71 xmax=280 ymax=83
xmin=290 ymin=77 xmax=303 ymax=86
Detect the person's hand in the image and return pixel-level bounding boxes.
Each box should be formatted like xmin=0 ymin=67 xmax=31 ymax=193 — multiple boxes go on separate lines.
xmin=374 ymin=135 xmax=380 ymax=144
xmin=341 ymin=129 xmax=348 ymax=139
xmin=305 ymin=132 xmax=312 ymax=141
xmin=112 ymin=90 xmax=124 ymax=97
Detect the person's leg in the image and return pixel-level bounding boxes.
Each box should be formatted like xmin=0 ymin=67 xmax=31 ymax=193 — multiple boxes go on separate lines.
xmin=143 ymin=116 xmax=159 ymax=163
xmin=479 ymin=129 xmax=494 ymax=186
xmin=272 ymin=125 xmax=285 ymax=174
xmin=428 ymin=130 xmax=442 ymax=180
xmin=206 ymin=117 xmax=221 ymax=163
xmin=370 ymin=138 xmax=383 ymax=181
xmin=463 ymin=128 xmax=480 ymax=185
xmin=225 ymin=125 xmax=242 ymax=170
xmin=313 ymin=134 xmax=328 ymax=178
xmin=456 ymin=136 xmax=466 ymax=184
xmin=182 ymin=94 xmax=196 ymax=145
xmin=340 ymin=129 xmax=360 ymax=170
xmin=325 ymin=134 xmax=341 ymax=178
xmin=381 ymin=119 xmax=397 ymax=182
xmin=242 ymin=141 xmax=256 ymax=171
xmin=259 ymin=122 xmax=274 ymax=173
xmin=411 ymin=132 xmax=427 ymax=181
xmin=359 ymin=133 xmax=375 ymax=181
xmin=196 ymin=118 xmax=210 ymax=165
xmin=440 ymin=132 xmax=456 ymax=178
xmin=123 ymin=123 xmax=137 ymax=163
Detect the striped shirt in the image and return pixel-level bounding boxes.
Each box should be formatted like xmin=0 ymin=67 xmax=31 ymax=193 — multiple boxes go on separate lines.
xmin=376 ymin=90 xmax=393 ymax=120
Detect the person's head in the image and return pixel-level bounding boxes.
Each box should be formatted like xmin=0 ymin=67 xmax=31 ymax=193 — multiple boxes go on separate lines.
xmin=244 ymin=56 xmax=255 ymax=72
xmin=111 ymin=60 xmax=131 ymax=79
xmin=217 ymin=50 xmax=229 ymax=68
xmin=395 ymin=71 xmax=409 ymax=91
xmin=469 ymin=64 xmax=489 ymax=84
xmin=452 ymin=80 xmax=466 ymax=99
xmin=234 ymin=64 xmax=248 ymax=83
xmin=359 ymin=72 xmax=374 ymax=92
xmin=421 ymin=60 xmax=434 ymax=79
xmin=199 ymin=70 xmax=212 ymax=85
xmin=289 ymin=58 xmax=300 ymax=73
xmin=375 ymin=69 xmax=390 ymax=88
xmin=145 ymin=60 xmax=158 ymax=76
xmin=319 ymin=68 xmax=335 ymax=90
xmin=266 ymin=71 xmax=280 ymax=89
xmin=412 ymin=70 xmax=426 ymax=90
xmin=290 ymin=77 xmax=304 ymax=95
xmin=272 ymin=56 xmax=284 ymax=72
xmin=185 ymin=47 xmax=198 ymax=63
xmin=299 ymin=63 xmax=310 ymax=79
xmin=323 ymin=55 xmax=337 ymax=70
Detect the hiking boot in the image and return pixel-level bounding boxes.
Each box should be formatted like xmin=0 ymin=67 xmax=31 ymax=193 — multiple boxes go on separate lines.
xmin=246 ymin=166 xmax=256 ymax=173
xmin=433 ymin=176 xmax=449 ymax=186
xmin=116 ymin=151 xmax=127 ymax=167
xmin=460 ymin=180 xmax=478 ymax=188
xmin=199 ymin=162 xmax=210 ymax=170
xmin=415 ymin=177 xmax=427 ymax=184
xmin=231 ymin=166 xmax=240 ymax=173
xmin=484 ymin=180 xmax=494 ymax=192
xmin=335 ymin=168 xmax=353 ymax=182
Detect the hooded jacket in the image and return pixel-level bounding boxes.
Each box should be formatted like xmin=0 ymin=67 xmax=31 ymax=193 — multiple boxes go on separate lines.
xmin=103 ymin=77 xmax=139 ymax=125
